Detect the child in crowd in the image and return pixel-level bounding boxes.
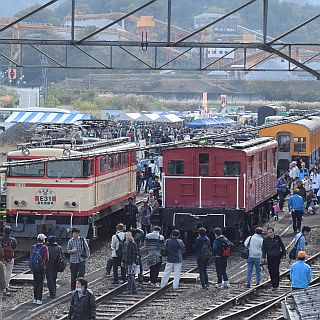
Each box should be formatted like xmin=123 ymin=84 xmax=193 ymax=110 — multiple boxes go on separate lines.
xmin=273 ymin=199 xmax=280 ymax=220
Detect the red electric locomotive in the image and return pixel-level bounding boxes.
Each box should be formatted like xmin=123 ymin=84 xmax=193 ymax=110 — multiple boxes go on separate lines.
xmin=161 ymin=137 xmax=277 ymax=241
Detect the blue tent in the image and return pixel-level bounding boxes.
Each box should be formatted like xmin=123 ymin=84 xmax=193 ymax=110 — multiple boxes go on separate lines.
xmin=186 ymin=117 xmax=236 ymax=128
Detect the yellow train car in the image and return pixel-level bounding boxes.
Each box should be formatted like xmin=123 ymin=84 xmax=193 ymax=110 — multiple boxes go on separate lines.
xmin=259 ymin=116 xmax=320 ymax=173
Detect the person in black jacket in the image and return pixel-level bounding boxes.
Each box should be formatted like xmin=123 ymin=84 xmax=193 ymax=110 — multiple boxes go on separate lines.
xmin=130 ymin=228 xmax=145 ymax=287
xmin=262 ymin=227 xmax=286 ymax=290
xmin=122 ymin=232 xmax=139 ymax=294
xmin=194 ymin=227 xmax=211 ymax=289
xmin=46 ymin=235 xmax=63 ymax=298
xmin=68 ymin=277 xmax=96 ymax=320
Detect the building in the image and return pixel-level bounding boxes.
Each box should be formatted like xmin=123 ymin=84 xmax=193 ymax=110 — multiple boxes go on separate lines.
xmin=194 ymin=13 xmax=238 ymax=34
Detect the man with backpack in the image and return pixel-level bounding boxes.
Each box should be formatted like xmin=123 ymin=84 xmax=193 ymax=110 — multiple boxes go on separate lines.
xmin=30 ymin=234 xmax=49 ymax=305
xmin=160 ymin=229 xmax=185 ymax=290
xmin=46 ymin=235 xmax=64 ymax=298
xmin=244 ymin=227 xmax=263 ymax=288
xmin=194 ymin=227 xmax=212 ymax=289
xmin=145 ymin=226 xmax=164 ymax=287
xmin=212 ymin=228 xmax=232 ymax=289
xmin=67 ymin=227 xmax=90 ymax=291
xmin=111 ymin=223 xmax=126 ymax=285
xmin=293 ymin=226 xmax=311 ymax=255
xmin=1 ymin=226 xmax=17 ymax=296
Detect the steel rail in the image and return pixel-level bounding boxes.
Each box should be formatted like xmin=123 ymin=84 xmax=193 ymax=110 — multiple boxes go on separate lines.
xmin=57 ymin=264 xmax=198 ymax=320
xmin=1 ymin=112 xmax=319 ymax=168
xmin=192 ymin=251 xmax=320 ymax=320
xmin=245 ymin=280 xmax=320 ymax=320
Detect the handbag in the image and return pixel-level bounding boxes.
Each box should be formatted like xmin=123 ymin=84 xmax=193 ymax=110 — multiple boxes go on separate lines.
xmin=241 ymin=236 xmax=252 ymax=260
xmin=127 ymin=264 xmax=137 ymax=275
xmin=57 ymin=247 xmax=67 ymax=273
xmin=289 ymin=234 xmax=303 ymax=260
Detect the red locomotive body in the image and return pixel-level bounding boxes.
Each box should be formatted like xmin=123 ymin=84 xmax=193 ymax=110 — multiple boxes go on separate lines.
xmin=161 ymin=137 xmax=277 ymax=240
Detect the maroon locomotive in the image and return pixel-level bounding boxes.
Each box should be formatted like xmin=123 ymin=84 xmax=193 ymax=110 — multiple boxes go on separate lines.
xmin=160 ymin=137 xmax=277 ymax=241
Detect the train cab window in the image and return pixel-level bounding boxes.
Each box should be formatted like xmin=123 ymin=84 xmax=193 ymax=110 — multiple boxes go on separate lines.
xmin=224 ymin=161 xmax=241 ymax=176
xmin=9 ymin=162 xmax=44 ymax=177
xmin=116 ymin=154 xmax=121 ymax=167
xmin=199 ymin=153 xmax=209 ymax=176
xmin=108 ymin=155 xmax=114 ymax=170
xmin=278 ymin=134 xmax=291 ymax=152
xmin=263 ymin=151 xmax=268 ymax=172
xmin=100 ymin=156 xmax=107 ymax=172
xmin=258 ymin=153 xmax=263 ymax=174
xmin=47 ymin=160 xmax=92 ymax=178
xmin=294 ymin=137 xmax=307 ymax=153
xmin=168 ymin=160 xmax=184 ymax=175
xmin=132 ymin=151 xmax=136 ymax=164
xmin=122 ymin=153 xmax=128 ymax=165
xmin=248 ymin=157 xmax=253 ymax=177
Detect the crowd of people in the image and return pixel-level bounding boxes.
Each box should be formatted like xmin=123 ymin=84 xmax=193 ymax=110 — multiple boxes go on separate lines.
xmin=276 ymin=160 xmax=319 ymax=232
xmin=0 ymin=160 xmax=318 ymax=320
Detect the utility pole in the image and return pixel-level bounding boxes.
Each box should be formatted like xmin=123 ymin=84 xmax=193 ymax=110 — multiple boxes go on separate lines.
xmin=40 ymin=54 xmax=48 ymax=106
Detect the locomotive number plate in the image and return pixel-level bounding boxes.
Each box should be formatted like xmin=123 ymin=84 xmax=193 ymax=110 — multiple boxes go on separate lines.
xmin=35 ymin=188 xmax=56 ymax=209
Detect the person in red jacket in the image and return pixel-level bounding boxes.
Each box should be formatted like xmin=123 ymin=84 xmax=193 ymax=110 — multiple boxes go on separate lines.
xmin=30 ymin=233 xmax=49 ymax=305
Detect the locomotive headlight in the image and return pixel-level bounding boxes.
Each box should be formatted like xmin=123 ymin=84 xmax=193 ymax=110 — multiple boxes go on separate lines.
xmin=14 ymin=200 xmax=19 ymax=206
xmin=64 ymin=201 xmax=71 ymax=207
xmin=20 ymin=200 xmax=27 ymax=206
xmin=21 ymin=148 xmax=30 ymax=156
xmin=71 ymin=201 xmax=78 ymax=207
xmin=63 ymin=149 xmax=71 ymax=157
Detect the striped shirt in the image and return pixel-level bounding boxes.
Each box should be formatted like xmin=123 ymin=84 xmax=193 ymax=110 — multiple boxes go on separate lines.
xmin=67 ymin=237 xmax=90 ymax=264
xmin=145 ymin=231 xmax=164 ymax=253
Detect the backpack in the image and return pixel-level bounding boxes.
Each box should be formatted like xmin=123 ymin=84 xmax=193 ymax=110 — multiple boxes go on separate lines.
xmin=289 ymin=234 xmax=303 ymax=260
xmin=1 ymin=239 xmax=14 ymax=262
xmin=30 ymin=245 xmax=44 ymax=271
xmin=115 ymin=235 xmax=124 ymax=257
xmin=200 ymin=240 xmax=213 ymax=260
xmin=56 ymin=246 xmax=67 ymax=273
xmin=219 ymin=239 xmax=231 ymax=257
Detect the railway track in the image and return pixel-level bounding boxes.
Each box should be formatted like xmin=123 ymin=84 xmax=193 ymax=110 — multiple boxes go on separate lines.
xmin=192 ymin=252 xmax=320 ymax=320
xmin=54 ymin=256 xmax=198 ymax=320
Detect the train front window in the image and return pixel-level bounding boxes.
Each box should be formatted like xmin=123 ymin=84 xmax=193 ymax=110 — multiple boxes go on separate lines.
xmin=47 ymin=160 xmax=92 ymax=178
xmin=294 ymin=137 xmax=307 ymax=153
xmin=168 ymin=160 xmax=184 ymax=175
xmin=9 ymin=162 xmax=44 ymax=177
xmin=278 ymin=134 xmax=291 ymax=152
xmin=224 ymin=161 xmax=241 ymax=176
xmin=199 ymin=153 xmax=209 ymax=176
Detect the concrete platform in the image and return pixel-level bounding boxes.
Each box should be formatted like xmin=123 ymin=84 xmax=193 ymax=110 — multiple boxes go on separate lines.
xmin=144 ymin=272 xmax=199 ymax=283
xmin=10 ymin=273 xmax=34 ymax=282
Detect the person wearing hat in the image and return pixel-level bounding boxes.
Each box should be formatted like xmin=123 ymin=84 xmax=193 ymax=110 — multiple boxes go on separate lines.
xmin=288 ymin=189 xmax=305 ymax=233
xmin=67 ymin=227 xmax=90 ymax=291
xmin=111 ymin=224 xmax=126 ymax=284
xmin=30 ymin=234 xmax=49 ymax=305
xmin=46 ymin=236 xmax=63 ymax=298
xmin=123 ymin=197 xmax=139 ymax=231
xmin=290 ymin=251 xmax=312 ymax=290
xmin=1 ymin=226 xmax=17 ymax=296
xmin=289 ymin=161 xmax=300 ymax=182
xmin=139 ymin=199 xmax=152 ymax=236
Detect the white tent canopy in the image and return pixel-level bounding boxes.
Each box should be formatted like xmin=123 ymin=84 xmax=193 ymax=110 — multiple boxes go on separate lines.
xmin=114 ymin=112 xmax=183 ymax=122
xmin=138 ymin=113 xmax=160 ymax=121
xmin=156 ymin=114 xmax=183 ymax=123
xmin=116 ymin=112 xmax=142 ymax=121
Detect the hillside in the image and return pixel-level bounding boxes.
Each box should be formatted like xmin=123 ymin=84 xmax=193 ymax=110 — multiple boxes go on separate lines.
xmin=2 ymin=1 xmax=49 ymax=15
